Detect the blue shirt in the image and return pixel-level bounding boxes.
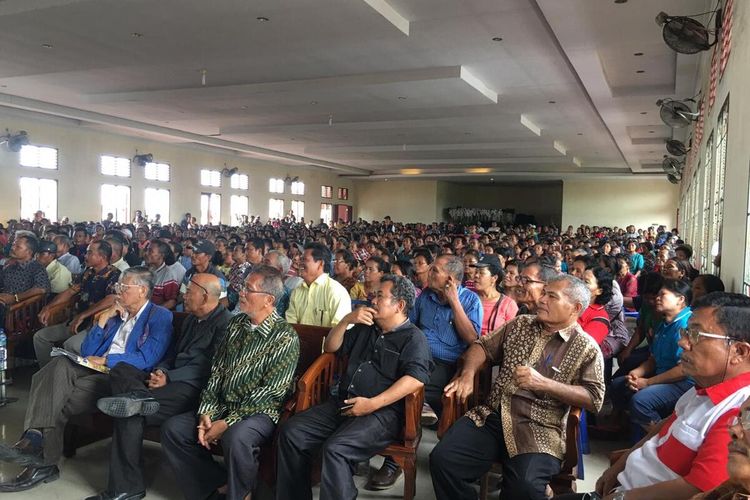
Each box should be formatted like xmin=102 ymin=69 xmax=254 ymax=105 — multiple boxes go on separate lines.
xmin=651 ymin=307 xmax=692 ymax=375
xmin=409 ymin=285 xmax=482 ymax=363
xmin=629 ymin=253 xmax=645 ymax=274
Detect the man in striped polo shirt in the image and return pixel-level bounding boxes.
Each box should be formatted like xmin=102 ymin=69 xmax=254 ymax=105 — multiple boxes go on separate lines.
xmin=161 ymin=265 xmax=300 ymax=500
xmin=561 ymin=292 xmax=750 ymax=500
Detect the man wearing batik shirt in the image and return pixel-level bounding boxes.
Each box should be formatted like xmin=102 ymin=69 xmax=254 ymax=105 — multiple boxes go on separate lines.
xmin=431 ymin=274 xmax=604 ymax=500
xmin=559 ymin=293 xmax=750 ymax=500
xmin=161 ymin=266 xmax=299 ymax=500
xmin=34 ymin=240 xmax=120 ymax=366
xmin=0 ymin=233 xmax=51 ymax=325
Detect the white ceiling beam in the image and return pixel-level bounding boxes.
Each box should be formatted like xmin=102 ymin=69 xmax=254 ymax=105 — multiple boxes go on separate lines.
xmin=304 ymin=141 xmax=545 ymax=154
xmin=0 ymin=93 xmax=370 ymax=175
xmin=220 ymin=114 xmax=506 ymax=135
xmin=358 ymin=157 xmax=576 ymax=167
xmin=459 ymin=68 xmax=498 ymax=104
xmin=86 ymin=66 xmax=463 ymax=104
xmin=363 ymin=0 xmax=410 ymax=36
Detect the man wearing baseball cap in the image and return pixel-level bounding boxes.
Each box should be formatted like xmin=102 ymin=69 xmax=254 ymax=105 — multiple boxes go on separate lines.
xmin=36 ymin=241 xmax=71 ymax=295
xmin=178 ymin=239 xmax=228 ymax=306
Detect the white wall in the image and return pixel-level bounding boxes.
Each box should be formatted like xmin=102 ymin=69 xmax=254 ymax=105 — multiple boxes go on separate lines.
xmin=0 ymin=108 xmax=353 ymax=225
xmin=677 ymin=0 xmax=750 ymax=292
xmin=562 ymin=178 xmax=679 ymax=230
xmin=355 ymin=180 xmax=439 ymax=223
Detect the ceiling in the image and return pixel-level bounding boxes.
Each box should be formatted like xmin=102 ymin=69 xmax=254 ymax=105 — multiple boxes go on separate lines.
xmin=0 ymin=0 xmax=709 ymax=181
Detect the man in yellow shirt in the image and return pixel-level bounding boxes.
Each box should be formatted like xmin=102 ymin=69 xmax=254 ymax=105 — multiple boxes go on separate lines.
xmin=286 ymin=243 xmax=351 ymax=327
xmin=36 ymin=241 xmax=71 ymax=295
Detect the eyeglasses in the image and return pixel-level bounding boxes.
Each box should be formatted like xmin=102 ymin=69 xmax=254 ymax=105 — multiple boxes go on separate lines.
xmin=679 ymin=327 xmax=737 ymax=345
xmin=731 ymin=412 xmax=750 ymax=431
xmin=238 ymin=284 xmax=273 ymax=297
xmin=516 ymin=275 xmax=545 ymax=285
xmin=114 ymin=283 xmax=142 ymax=294
xmin=188 ymin=279 xmax=209 ymax=296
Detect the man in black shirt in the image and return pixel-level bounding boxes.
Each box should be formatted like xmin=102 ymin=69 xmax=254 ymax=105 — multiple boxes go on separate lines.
xmin=276 ymin=274 xmax=433 ymax=500
xmin=85 ymin=273 xmax=231 ymax=500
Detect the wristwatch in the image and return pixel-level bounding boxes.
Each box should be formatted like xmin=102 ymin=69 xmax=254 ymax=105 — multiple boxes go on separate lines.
xmin=611 ymin=492 xmax=626 ymax=500
xmin=14 ymin=293 xmax=19 ymax=303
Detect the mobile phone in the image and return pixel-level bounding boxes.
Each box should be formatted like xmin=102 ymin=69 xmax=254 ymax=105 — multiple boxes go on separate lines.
xmin=339 ymin=403 xmax=354 ymax=413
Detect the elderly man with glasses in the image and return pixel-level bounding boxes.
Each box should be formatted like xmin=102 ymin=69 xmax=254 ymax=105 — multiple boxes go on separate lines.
xmin=556 ymin=292 xmax=750 ymax=500
xmin=0 ymin=267 xmax=173 ymax=493
xmin=161 ymin=265 xmax=299 ymax=500
xmin=431 ymin=274 xmax=604 ymax=500
xmin=83 ymin=273 xmax=231 ymax=500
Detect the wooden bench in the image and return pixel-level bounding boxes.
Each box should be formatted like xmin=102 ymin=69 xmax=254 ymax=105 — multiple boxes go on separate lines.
xmin=4 ymin=294 xmax=47 ymax=372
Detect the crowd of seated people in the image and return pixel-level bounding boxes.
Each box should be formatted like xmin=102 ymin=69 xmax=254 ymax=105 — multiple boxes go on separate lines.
xmin=0 ymin=213 xmax=745 ymax=500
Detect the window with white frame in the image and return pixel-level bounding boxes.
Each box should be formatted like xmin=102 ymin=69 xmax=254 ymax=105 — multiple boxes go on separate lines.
xmin=200 ymin=192 xmax=221 ymax=225
xmin=291 ymin=200 xmax=305 ymax=220
xmin=144 ymin=187 xmax=170 ymax=224
xmin=321 ymin=185 xmax=332 ymax=198
xmin=230 ymin=173 xmax=249 ymax=190
xmin=101 ymin=155 xmax=131 ymax=177
xmin=291 ymin=181 xmax=305 ymax=195
xmin=19 ymin=145 xmax=58 ymax=170
xmin=230 ymin=195 xmax=249 ymax=225
xmin=19 ymin=177 xmax=57 ymax=221
xmin=200 ymin=169 xmax=222 ymax=187
xmin=712 ymin=97 xmax=729 ymax=274
xmin=101 ymin=184 xmax=131 ymax=222
xmin=320 ymin=203 xmax=333 ymax=224
xmin=701 ymin=134 xmax=714 ymax=272
xmin=269 ymin=198 xmax=284 ymax=219
xmin=269 ymin=178 xmax=284 ymax=193
xmin=144 ymin=162 xmax=170 ymax=182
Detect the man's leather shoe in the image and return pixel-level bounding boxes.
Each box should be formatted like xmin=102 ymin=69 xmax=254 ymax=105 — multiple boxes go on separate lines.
xmin=365 ymin=463 xmax=402 ymax=490
xmin=0 ymin=436 xmax=44 ymax=466
xmin=84 ymin=491 xmax=146 ymax=500
xmin=97 ymin=392 xmax=159 ymax=418
xmin=0 ymin=465 xmax=59 ymax=492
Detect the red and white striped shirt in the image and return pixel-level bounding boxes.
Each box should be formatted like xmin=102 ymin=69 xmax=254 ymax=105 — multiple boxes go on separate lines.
xmin=618 ymin=372 xmax=750 ymax=492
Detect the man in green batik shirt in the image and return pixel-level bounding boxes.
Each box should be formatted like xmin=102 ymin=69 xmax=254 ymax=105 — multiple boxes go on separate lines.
xmin=161 ymin=265 xmax=300 ymax=500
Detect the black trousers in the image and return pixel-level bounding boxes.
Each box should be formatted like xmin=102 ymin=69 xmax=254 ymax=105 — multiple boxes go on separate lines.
xmin=276 ymin=399 xmax=400 ymax=500
xmin=161 ymin=411 xmax=275 ymax=500
xmin=425 ymin=359 xmax=457 ymax=417
xmin=106 ymin=363 xmax=200 ymax=494
xmin=430 ymin=414 xmax=561 ymax=500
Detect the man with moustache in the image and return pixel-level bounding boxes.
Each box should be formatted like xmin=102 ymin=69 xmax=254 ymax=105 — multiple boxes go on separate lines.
xmin=558 ymin=292 xmax=750 ymax=500
xmin=276 ymin=274 xmax=433 ymax=500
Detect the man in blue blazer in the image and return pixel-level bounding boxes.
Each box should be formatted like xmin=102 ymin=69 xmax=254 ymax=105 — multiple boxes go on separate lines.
xmin=0 ymin=267 xmax=173 ymax=493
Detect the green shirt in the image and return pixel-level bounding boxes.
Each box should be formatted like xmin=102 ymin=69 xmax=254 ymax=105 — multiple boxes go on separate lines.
xmin=198 ymin=310 xmax=300 ymax=426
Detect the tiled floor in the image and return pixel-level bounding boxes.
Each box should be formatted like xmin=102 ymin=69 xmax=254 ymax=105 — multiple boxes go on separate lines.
xmin=0 ymin=366 xmax=627 ymax=499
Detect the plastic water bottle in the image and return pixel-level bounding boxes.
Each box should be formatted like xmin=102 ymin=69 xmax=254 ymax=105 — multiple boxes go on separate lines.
xmin=0 ymin=328 xmax=6 ymax=372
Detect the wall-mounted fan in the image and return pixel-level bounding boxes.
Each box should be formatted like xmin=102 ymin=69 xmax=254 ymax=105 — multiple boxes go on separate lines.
xmin=667 ymin=172 xmax=682 ymax=184
xmin=1 ymin=130 xmax=29 ymax=152
xmin=221 ymin=166 xmax=239 ymax=177
xmin=662 ymin=155 xmax=684 ymax=175
xmin=665 ymin=139 xmax=690 ymax=157
xmin=657 ymin=98 xmax=699 ymax=128
xmin=133 ymin=153 xmax=153 ymax=167
xmin=655 ymin=10 xmax=721 ymax=54
xmin=284 ymin=174 xmax=300 ymax=184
